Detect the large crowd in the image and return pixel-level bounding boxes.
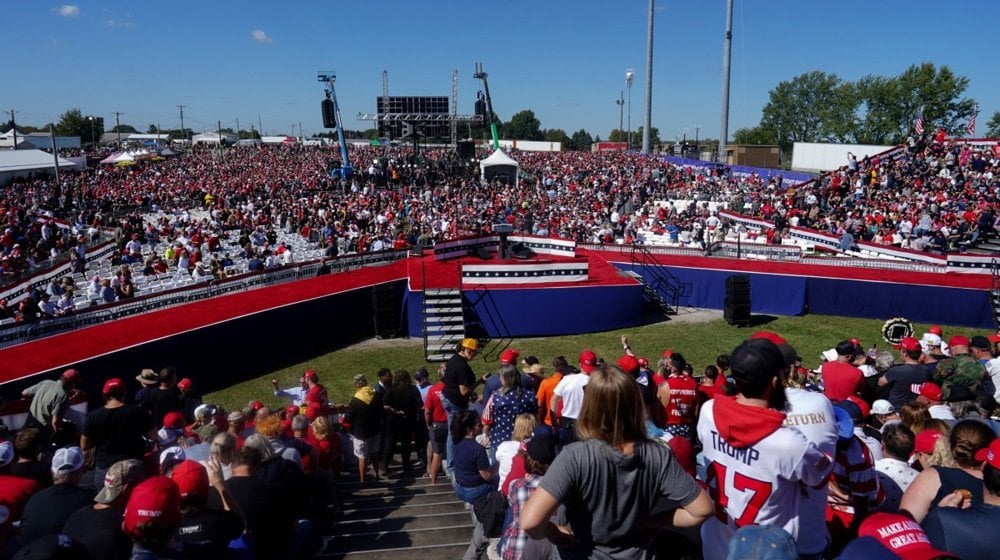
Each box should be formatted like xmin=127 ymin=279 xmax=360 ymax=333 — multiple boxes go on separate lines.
xmin=2 ymin=131 xmax=998 ymax=298
xmin=5 ymin=324 xmax=1000 ymax=559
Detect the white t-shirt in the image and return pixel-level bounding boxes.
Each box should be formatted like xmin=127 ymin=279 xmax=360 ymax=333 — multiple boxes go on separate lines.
xmin=495 ymin=440 xmax=520 ymax=490
xmin=698 ymin=398 xmax=832 ymax=560
xmin=784 ymin=388 xmax=838 ymax=556
xmin=552 ymin=373 xmax=589 ymax=420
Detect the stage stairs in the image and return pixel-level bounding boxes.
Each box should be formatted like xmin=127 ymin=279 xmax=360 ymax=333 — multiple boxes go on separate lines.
xmin=991 ymin=259 xmax=1000 ymax=332
xmin=628 ymin=245 xmax=683 ymax=316
xmin=319 ymin=471 xmax=474 ymax=559
xmin=423 ymin=288 xmax=467 ymax=362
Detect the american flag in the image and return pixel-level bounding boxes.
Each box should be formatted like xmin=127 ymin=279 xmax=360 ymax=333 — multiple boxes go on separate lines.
xmin=967 ymin=104 xmax=978 ymax=136
xmin=914 ymin=111 xmax=924 ymax=135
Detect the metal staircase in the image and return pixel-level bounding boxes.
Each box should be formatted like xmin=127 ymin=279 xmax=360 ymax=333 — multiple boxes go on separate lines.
xmin=629 ymin=245 xmax=684 ymax=316
xmin=423 ymin=288 xmax=466 ymax=362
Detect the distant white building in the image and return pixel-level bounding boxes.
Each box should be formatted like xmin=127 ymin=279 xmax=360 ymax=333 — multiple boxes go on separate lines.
xmin=191 ymin=131 xmax=238 ymax=145
xmin=0 ymin=149 xmax=76 ymax=187
xmin=0 ymin=130 xmax=80 ymax=150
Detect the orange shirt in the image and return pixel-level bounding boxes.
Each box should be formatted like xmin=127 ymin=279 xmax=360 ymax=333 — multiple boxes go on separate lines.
xmin=536 ymin=372 xmax=564 ymax=426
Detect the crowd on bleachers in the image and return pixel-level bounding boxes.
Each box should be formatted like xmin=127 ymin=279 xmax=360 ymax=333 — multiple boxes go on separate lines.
xmin=4 ymin=131 xmax=1000 ymax=323
xmin=8 ymin=324 xmax=1000 ymax=558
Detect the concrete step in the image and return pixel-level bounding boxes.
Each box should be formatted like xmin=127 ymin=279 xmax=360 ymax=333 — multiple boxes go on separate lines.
xmin=331 ymin=510 xmax=472 ymax=533
xmin=321 ymin=524 xmax=474 ymax=553
xmin=335 ymin=499 xmax=469 ymax=522
xmin=424 ymin=324 xmax=465 ymax=332
xmin=338 ymin=489 xmax=459 ymax=509
xmin=424 ymin=297 xmax=463 ymax=305
xmin=424 ymin=306 xmax=464 ymax=315
xmin=425 ymin=353 xmax=452 ymax=362
xmin=319 ymin=542 xmax=470 ymax=560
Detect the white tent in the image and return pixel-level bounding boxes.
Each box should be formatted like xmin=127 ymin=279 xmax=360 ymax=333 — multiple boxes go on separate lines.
xmin=0 ymin=149 xmax=75 ymax=186
xmin=113 ymin=152 xmax=136 ymax=163
xmin=479 ymin=149 xmax=519 ymax=187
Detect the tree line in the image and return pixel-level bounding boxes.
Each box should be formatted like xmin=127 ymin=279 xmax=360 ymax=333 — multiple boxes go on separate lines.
xmin=732 ymin=63 xmax=991 ymax=150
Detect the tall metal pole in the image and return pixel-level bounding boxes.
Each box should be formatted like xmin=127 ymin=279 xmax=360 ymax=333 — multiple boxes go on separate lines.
xmin=626 ymin=70 xmax=634 ymax=149
xmin=617 ymin=91 xmax=624 ymax=144
xmin=720 ymin=0 xmax=734 ymax=162
xmin=49 ymin=124 xmax=60 ymax=186
xmin=114 ymin=111 xmax=123 ymax=145
xmin=177 ymin=105 xmax=186 ymax=142
xmin=8 ymin=110 xmax=17 ymax=150
xmin=642 ymin=0 xmax=654 ymax=154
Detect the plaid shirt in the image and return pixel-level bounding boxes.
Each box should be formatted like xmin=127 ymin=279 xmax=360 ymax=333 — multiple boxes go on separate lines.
xmin=501 ymin=472 xmax=542 ymax=560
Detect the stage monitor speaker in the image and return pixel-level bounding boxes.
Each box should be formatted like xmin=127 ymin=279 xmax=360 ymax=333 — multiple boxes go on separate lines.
xmin=321 ymin=98 xmax=336 ymax=128
xmin=457 ymin=141 xmax=475 ymax=159
xmin=472 ymin=246 xmax=492 ymax=260
xmin=511 ymin=242 xmax=533 ymax=259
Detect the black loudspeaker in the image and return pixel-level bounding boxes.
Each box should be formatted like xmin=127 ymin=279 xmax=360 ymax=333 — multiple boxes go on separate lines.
xmin=724 ymin=274 xmax=751 ymax=326
xmin=472 ymin=246 xmax=492 ymax=260
xmin=511 ymin=242 xmax=533 ymax=259
xmin=457 ymin=141 xmax=475 ymax=159
xmin=321 ymin=98 xmax=336 ymax=128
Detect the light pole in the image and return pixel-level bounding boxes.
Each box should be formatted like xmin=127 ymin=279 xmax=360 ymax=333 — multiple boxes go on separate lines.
xmin=87 ymin=116 xmax=95 ymax=149
xmin=616 ymin=91 xmax=624 ymax=146
xmin=625 ymin=69 xmax=635 ymax=149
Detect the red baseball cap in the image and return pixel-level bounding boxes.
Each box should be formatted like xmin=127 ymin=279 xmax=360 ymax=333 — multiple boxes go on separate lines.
xmin=579 ymin=350 xmax=597 ymax=373
xmin=500 ymin=348 xmax=520 ymax=365
xmin=662 ymin=349 xmax=674 ymax=358
xmin=750 ymin=331 xmax=787 ymax=346
xmin=913 ymin=429 xmax=945 ymax=455
xmin=975 ymin=437 xmax=1000 ymax=468
xmin=102 ymin=378 xmax=124 ymax=395
xmin=917 ymin=382 xmax=943 ymax=402
xmin=286 ymin=404 xmax=301 ymax=418
xmin=176 ymin=378 xmax=193 ymax=391
xmin=988 ymin=334 xmax=1000 ymax=344
xmin=62 ymin=368 xmax=82 ymax=383
xmin=896 ymin=336 xmax=921 ymax=352
xmin=303 ymin=369 xmax=318 ymax=382
xmin=637 ymin=357 xmax=649 ymax=368
xmin=162 ymin=411 xmax=186 ymax=429
xmin=169 ymin=460 xmax=208 ymax=503
xmin=858 ymin=513 xmax=956 ymax=559
xmin=948 ymin=335 xmax=970 ymax=348
xmin=617 ymin=355 xmax=640 ymax=375
xmin=122 ymin=476 xmax=181 ymax=539
xmin=928 ymin=325 xmax=943 ymax=335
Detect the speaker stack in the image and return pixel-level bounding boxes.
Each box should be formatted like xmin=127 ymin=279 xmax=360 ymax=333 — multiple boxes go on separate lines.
xmin=724 ymin=274 xmax=751 ymax=327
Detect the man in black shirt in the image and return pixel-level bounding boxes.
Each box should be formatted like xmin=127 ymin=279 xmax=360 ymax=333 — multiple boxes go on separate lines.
xmin=9 ymin=428 xmax=51 ymax=489
xmin=442 ymin=338 xmax=480 ymax=473
xmin=62 ymin=458 xmax=145 ymax=560
xmin=878 ymin=336 xmax=928 ymax=409
xmin=83 ymin=377 xmax=155 ymax=483
xmin=137 ymin=367 xmax=183 ymax=426
xmin=208 ymin=447 xmax=289 ymax=559
xmin=170 ymin=459 xmax=244 ymax=559
xmin=343 ymin=374 xmax=384 ymax=483
xmin=19 ymin=446 xmax=93 ymax=543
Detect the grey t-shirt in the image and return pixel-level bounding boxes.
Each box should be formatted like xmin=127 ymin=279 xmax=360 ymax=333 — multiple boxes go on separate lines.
xmin=539 ymin=438 xmax=701 ymax=560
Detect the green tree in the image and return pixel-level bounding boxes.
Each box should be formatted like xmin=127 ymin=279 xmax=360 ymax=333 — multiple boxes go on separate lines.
xmin=732 ymin=126 xmax=777 ymax=145
xmin=608 ymin=129 xmax=627 ymax=142
xmin=502 ymin=110 xmax=543 ymax=140
xmin=634 ymin=126 xmax=661 ymax=147
xmin=856 ymin=63 xmax=974 ymax=144
xmin=55 ymin=108 xmax=105 ymax=140
xmin=568 ymin=129 xmax=593 ymax=151
xmin=758 ymin=71 xmax=859 ymax=150
xmin=986 ymin=111 xmax=1000 ymax=138
xmin=110 ymin=124 xmax=138 ymax=133
xmin=543 ymin=128 xmax=570 ymax=146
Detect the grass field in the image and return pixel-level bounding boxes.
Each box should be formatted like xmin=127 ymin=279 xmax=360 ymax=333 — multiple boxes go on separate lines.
xmin=203 ymin=311 xmax=989 ymax=413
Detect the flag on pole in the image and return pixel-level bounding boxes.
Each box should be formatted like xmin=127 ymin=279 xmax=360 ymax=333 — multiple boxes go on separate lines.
xmin=967 ymin=104 xmax=978 ymax=137
xmin=914 ymin=109 xmax=925 ymax=135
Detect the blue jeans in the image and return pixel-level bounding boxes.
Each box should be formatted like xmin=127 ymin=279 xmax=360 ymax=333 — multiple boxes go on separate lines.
xmin=453 ymin=481 xmax=492 ymax=505
xmin=441 ymin=395 xmax=465 ymax=474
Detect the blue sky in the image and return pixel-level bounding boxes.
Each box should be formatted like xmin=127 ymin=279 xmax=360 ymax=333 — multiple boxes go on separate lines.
xmin=2 ymin=1 xmax=997 ymax=141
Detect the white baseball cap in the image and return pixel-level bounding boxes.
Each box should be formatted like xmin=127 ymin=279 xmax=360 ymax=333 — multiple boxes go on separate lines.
xmin=871 ymin=400 xmax=895 ymax=415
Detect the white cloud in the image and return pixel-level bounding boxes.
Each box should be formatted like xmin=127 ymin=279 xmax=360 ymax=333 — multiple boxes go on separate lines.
xmin=57 ymin=5 xmax=80 ymax=17
xmin=251 ymin=29 xmax=272 ymax=44
xmin=106 ymin=19 xmax=135 ymax=28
